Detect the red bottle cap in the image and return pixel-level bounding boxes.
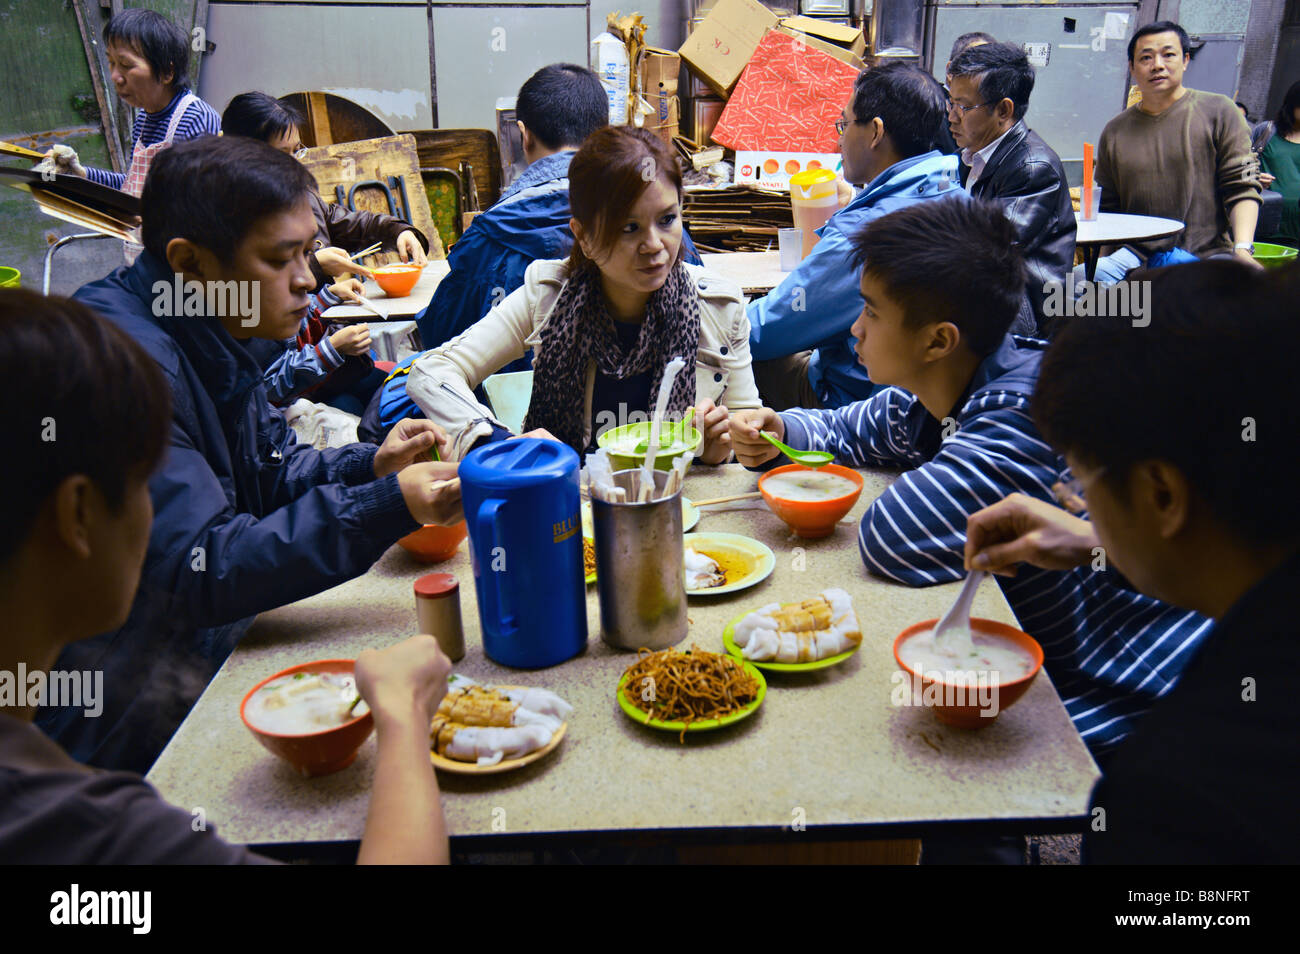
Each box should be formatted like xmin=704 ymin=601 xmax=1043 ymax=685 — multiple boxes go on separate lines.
xmin=414 ymin=573 xmax=459 ymax=599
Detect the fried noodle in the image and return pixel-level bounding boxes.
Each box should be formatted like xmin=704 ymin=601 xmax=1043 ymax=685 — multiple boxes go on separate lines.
xmin=620 ymin=646 xmax=759 ymax=741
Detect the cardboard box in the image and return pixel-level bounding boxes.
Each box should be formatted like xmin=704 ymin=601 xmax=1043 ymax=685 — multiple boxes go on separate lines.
xmin=678 ymin=0 xmax=780 ymax=97
xmin=640 ymin=46 xmax=680 ymax=98
xmin=779 ymin=16 xmax=866 ymax=58
xmin=641 ymin=95 xmax=681 ymax=144
xmin=775 ymin=24 xmax=867 ymax=70
xmin=711 ymin=28 xmax=860 ymax=152
xmin=734 ymin=150 xmax=840 ymax=190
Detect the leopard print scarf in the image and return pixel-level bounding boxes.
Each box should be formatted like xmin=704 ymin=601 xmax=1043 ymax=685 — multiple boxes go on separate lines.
xmin=523 ymin=263 xmax=699 ymax=455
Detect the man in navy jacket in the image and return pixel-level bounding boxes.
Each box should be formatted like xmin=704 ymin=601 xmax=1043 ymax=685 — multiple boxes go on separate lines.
xmin=37 ymin=137 xmax=463 ymax=773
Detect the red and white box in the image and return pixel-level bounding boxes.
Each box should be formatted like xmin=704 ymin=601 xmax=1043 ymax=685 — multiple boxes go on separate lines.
xmin=734 ymin=151 xmax=841 ymax=190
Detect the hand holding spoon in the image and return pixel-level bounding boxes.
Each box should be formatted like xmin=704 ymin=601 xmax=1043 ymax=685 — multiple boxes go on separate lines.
xmin=760 ymin=431 xmax=833 ymax=467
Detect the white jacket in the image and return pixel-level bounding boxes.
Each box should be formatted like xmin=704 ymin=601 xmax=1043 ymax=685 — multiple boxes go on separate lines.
xmin=407 ymin=259 xmax=762 ymax=459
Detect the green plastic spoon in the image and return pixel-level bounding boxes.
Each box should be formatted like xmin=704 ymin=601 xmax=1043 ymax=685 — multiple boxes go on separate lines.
xmin=761 ymin=431 xmax=833 ymax=468
xmin=634 ymin=406 xmax=696 ymax=454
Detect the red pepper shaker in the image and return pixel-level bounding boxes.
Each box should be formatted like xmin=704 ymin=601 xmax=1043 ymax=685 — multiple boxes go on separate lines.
xmin=413 ymin=573 xmax=465 ymax=661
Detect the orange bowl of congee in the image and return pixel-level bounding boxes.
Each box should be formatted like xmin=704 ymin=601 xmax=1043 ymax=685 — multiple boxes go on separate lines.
xmin=240 ymin=659 xmax=374 ymax=776
xmin=892 ymin=618 xmax=1043 ymax=728
xmin=370 ymin=263 xmax=422 ymax=297
xmin=758 ymin=464 xmax=864 ymax=538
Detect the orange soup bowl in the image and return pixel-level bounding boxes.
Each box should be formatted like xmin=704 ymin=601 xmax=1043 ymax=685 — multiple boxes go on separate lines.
xmin=398 ymin=520 xmax=468 ymax=563
xmin=370 ymin=263 xmax=422 ymax=297
xmin=240 ymin=659 xmax=374 ymax=776
xmin=892 ymin=618 xmax=1044 ymax=729
xmin=758 ymin=463 xmax=864 ymax=538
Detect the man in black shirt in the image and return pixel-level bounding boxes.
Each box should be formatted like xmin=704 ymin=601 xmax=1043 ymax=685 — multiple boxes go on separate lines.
xmin=0 ymin=290 xmax=453 ymax=864
xmin=963 ymin=260 xmax=1298 ymax=863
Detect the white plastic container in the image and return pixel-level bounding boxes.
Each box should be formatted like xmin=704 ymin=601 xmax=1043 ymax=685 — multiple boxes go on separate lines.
xmin=591 ymin=32 xmax=630 ymax=125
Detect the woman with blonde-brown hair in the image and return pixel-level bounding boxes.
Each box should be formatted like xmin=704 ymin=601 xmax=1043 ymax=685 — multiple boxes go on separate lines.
xmin=406 ymin=126 xmax=759 ymax=462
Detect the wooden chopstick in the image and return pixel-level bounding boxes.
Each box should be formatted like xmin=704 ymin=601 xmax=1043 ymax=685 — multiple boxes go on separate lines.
xmin=349 ymin=242 xmax=383 ymax=261
xmin=1 ymin=141 xmax=45 ymax=159
xmin=690 ymin=491 xmax=762 ymax=507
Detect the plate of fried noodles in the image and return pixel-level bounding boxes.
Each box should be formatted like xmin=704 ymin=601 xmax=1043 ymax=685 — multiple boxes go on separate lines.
xmin=616 ymin=646 xmax=766 ymax=741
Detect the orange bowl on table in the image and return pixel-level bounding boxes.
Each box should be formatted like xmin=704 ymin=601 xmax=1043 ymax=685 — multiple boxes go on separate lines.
xmin=398 ymin=521 xmax=468 ymax=562
xmin=758 ymin=463 xmax=864 ymax=538
xmin=892 ymin=618 xmax=1044 ymax=729
xmin=370 ymin=263 xmax=422 ymax=297
xmin=239 ymin=659 xmax=373 ymax=777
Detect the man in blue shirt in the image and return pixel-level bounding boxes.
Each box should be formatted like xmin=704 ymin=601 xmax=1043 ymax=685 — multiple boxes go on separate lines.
xmin=747 ymin=62 xmax=960 ymax=411
xmin=414 ymin=64 xmax=608 ymax=361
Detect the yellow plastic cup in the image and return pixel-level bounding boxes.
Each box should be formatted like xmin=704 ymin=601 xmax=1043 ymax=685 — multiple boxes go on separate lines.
xmin=0 ymin=267 xmax=20 ymax=288
xmin=789 ymin=169 xmax=839 ymax=259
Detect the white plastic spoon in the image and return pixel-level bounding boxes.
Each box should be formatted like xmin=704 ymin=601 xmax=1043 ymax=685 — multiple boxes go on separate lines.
xmin=639 ymin=357 xmax=687 ymax=502
xmin=932 ymin=570 xmax=986 ymax=658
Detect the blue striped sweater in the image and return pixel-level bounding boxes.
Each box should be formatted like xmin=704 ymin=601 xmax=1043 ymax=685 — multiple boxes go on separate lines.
xmin=780 ymin=335 xmax=1213 ymax=754
xmin=86 ymin=88 xmax=222 ymax=191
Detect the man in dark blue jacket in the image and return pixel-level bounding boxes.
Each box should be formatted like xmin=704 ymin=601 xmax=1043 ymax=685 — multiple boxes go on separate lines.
xmin=37 ymin=136 xmax=463 ymax=773
xmin=414 ymin=64 xmax=607 ymax=361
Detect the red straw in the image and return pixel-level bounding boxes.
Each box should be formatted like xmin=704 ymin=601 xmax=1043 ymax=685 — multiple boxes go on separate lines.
xmin=1083 ymin=142 xmax=1094 ymax=214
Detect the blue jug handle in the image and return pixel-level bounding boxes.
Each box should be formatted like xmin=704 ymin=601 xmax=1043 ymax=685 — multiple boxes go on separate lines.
xmin=476 ymin=497 xmax=513 ymax=634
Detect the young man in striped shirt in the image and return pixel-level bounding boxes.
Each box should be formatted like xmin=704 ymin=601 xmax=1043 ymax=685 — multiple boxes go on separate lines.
xmin=731 ymin=197 xmax=1212 ymax=757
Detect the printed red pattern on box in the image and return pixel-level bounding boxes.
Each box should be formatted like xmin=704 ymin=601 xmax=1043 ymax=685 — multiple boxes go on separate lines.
xmin=711 ymin=30 xmax=861 ymax=153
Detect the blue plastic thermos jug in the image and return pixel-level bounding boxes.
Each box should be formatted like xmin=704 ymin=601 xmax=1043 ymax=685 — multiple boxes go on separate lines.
xmin=459 ymin=438 xmax=587 ymax=668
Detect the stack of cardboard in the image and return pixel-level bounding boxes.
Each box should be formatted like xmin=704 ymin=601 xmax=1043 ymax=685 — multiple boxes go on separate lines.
xmin=676 ymin=0 xmax=867 ymax=188
xmin=681 ymin=184 xmax=794 ymax=253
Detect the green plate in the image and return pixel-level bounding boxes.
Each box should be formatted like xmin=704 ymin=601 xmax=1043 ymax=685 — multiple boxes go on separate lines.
xmin=616 ymin=659 xmax=766 ymax=733
xmin=721 ymin=609 xmax=860 ymax=672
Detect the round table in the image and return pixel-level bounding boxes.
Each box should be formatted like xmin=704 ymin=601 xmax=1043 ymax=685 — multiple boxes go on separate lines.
xmin=1074 ymin=212 xmax=1184 ymax=280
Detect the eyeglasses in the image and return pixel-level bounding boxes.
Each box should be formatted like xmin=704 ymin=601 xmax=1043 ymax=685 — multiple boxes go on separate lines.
xmin=292 ymin=147 xmax=309 ymax=159
xmin=942 ymin=87 xmax=993 ymax=115
xmin=834 ymin=117 xmax=854 ymax=135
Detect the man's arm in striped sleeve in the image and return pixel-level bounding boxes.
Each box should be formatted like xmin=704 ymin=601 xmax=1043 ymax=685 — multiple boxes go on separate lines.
xmin=857 ymin=403 xmax=1063 ymax=586
xmin=779 ymin=387 xmax=921 ymax=470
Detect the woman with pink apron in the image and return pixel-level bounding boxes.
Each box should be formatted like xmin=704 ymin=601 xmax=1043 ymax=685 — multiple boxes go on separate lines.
xmin=120 ymin=91 xmax=196 ymax=262
xmin=121 ymin=91 xmax=197 ymax=199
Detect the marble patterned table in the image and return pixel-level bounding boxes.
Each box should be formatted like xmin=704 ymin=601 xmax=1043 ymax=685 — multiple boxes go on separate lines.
xmin=148 ymin=465 xmax=1099 ymax=852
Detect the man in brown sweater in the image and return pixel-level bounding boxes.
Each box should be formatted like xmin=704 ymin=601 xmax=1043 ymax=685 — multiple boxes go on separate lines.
xmin=1091 ymin=21 xmax=1261 ymax=282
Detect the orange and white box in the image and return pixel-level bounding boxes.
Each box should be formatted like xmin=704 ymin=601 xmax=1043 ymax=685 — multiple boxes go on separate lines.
xmin=734 ymin=151 xmax=841 ymax=191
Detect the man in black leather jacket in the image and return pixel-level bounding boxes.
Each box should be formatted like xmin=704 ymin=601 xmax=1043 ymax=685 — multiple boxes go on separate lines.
xmin=948 ymin=43 xmax=1076 ymax=334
